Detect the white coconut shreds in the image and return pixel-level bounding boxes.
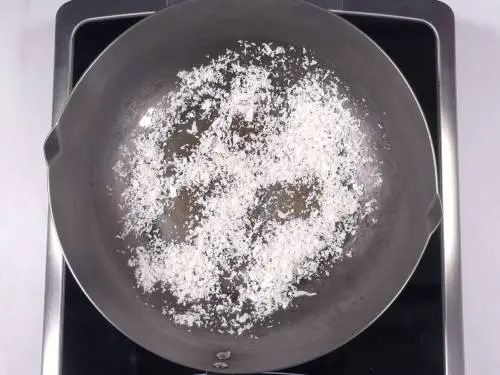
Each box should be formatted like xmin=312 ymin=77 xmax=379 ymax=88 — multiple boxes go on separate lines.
xmin=113 ymin=41 xmax=383 ymax=335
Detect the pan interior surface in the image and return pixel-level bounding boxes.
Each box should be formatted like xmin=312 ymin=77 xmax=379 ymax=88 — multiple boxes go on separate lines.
xmin=47 ymin=0 xmax=440 ymax=373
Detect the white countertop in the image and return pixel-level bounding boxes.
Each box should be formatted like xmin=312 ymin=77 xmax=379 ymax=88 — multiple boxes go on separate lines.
xmin=0 ymin=1 xmax=498 ymax=374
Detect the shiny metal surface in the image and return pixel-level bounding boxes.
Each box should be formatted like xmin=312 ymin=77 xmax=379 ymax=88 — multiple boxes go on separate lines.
xmin=40 ymin=216 xmax=64 ymax=375
xmin=41 ymin=1 xmax=463 ymax=374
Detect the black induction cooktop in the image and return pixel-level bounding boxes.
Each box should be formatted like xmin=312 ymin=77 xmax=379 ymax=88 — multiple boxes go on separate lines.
xmin=59 ymin=13 xmax=443 ymax=375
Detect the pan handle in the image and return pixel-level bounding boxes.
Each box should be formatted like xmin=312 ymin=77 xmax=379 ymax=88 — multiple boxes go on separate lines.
xmin=426 ymin=194 xmax=442 ymax=235
xmin=44 ymin=125 xmax=61 ymax=165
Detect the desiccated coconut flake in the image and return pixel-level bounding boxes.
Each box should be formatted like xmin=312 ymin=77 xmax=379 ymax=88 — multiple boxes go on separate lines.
xmin=114 ymin=41 xmax=382 ymax=336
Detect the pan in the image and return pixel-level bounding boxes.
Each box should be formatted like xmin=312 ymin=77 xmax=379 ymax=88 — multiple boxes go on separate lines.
xmin=44 ymin=0 xmax=441 ymax=373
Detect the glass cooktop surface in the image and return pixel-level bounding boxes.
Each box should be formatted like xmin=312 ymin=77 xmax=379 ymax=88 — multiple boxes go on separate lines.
xmin=62 ymin=13 xmax=442 ymax=375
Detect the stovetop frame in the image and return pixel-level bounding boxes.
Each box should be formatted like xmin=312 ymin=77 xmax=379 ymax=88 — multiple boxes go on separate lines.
xmin=41 ymin=1 xmax=464 ymax=374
